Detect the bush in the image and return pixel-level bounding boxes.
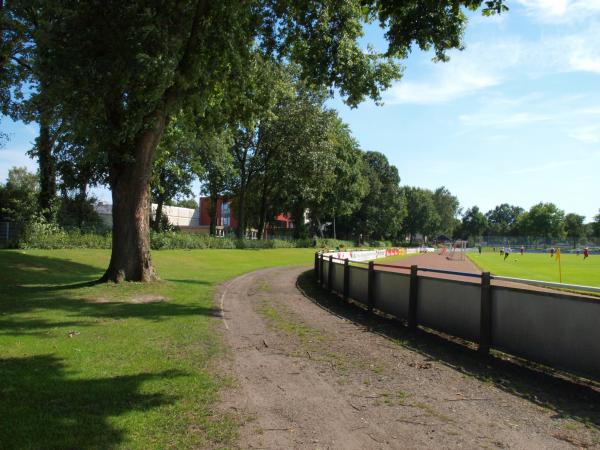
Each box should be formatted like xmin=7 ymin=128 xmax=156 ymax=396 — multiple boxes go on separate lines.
xmin=16 ymin=226 xmax=403 ymax=251
xmin=18 ymin=221 xmax=111 ymax=249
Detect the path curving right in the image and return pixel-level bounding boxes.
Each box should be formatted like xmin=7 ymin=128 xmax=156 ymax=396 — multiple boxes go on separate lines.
xmin=217 ymin=265 xmax=600 ymax=449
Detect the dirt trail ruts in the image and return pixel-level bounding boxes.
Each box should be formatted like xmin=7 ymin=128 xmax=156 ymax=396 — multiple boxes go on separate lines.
xmin=217 ymin=266 xmax=600 ymax=449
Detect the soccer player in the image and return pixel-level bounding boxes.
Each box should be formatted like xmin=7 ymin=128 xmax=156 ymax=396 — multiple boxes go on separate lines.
xmin=584 ymin=247 xmax=590 ymax=259
xmin=550 ymin=247 xmax=555 ymax=258
xmin=504 ymin=247 xmax=510 ymax=260
xmin=520 ymin=245 xmax=524 ymax=255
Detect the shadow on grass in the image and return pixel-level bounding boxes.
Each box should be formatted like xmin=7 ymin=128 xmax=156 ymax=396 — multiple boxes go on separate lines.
xmin=296 ymin=270 xmax=600 ymax=429
xmin=0 ymin=251 xmax=221 ymax=335
xmin=0 ymin=354 xmax=184 ymax=450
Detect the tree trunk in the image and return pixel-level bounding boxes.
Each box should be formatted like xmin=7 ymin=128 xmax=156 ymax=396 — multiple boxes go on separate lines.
xmin=292 ymin=203 xmax=306 ymax=239
xmin=101 ymin=112 xmax=167 ymax=282
xmin=257 ymin=181 xmax=269 ymax=240
xmin=209 ymin=189 xmax=218 ymax=236
xmin=153 ymin=196 xmax=165 ymax=232
xmin=77 ymin=179 xmax=88 ymax=229
xmin=38 ymin=112 xmax=56 ymax=222
xmin=236 ymin=183 xmax=246 ymax=239
xmin=333 ymin=215 xmax=336 ymax=240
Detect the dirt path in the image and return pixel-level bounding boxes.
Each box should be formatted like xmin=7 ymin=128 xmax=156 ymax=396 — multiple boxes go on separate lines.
xmin=218 ymin=266 xmax=600 ymax=449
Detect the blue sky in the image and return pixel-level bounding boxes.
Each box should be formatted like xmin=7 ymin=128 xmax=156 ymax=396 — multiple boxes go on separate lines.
xmin=2 ymin=0 xmax=600 ymax=220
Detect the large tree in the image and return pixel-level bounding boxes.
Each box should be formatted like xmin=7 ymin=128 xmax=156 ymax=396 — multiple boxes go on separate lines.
xmin=458 ymin=206 xmax=488 ymax=240
xmin=485 ymin=203 xmax=524 ymax=236
xmin=432 ymin=186 xmax=460 ymax=237
xmin=196 ymin=130 xmax=236 ymax=236
xmin=344 ymin=151 xmax=405 ymax=242
xmin=593 ymin=210 xmax=600 ymax=239
xmin=564 ymin=213 xmax=586 ymax=248
xmin=517 ymin=202 xmax=565 ymax=241
xmin=11 ymin=0 xmax=506 ymax=281
xmin=401 ymin=187 xmax=439 ymax=243
xmin=150 ymin=118 xmax=197 ymax=232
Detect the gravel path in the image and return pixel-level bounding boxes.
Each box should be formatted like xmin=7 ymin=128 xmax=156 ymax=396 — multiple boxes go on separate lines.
xmin=217 ymin=266 xmax=600 ymax=449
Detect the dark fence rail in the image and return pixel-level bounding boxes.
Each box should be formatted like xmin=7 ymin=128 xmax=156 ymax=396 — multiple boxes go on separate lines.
xmin=314 ymin=252 xmax=600 ymax=381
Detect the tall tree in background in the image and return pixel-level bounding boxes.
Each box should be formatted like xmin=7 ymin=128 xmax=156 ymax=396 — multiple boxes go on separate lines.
xmin=196 ymin=130 xmax=236 ymax=236
xmin=401 ymin=187 xmax=439 ymax=243
xmin=307 ymin=118 xmax=368 ymax=239
xmin=485 ymin=203 xmax=524 ymax=236
xmin=263 ymin=90 xmax=341 ymax=239
xmin=7 ymin=0 xmax=506 ymax=281
xmin=0 ymin=166 xmax=39 ymax=228
xmin=150 ymin=118 xmax=197 ymax=231
xmin=517 ymin=202 xmax=565 ymax=241
xmin=2 ymin=3 xmax=60 ymax=221
xmin=345 ymin=151 xmax=405 ymax=242
xmin=432 ymin=186 xmax=460 ymax=237
xmin=593 ymin=210 xmax=600 ymax=239
xmin=564 ymin=213 xmax=586 ymax=248
xmin=459 ymin=206 xmax=488 ymax=240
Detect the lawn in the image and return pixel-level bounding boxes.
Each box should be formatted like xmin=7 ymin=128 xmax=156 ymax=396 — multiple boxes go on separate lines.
xmin=0 ymin=248 xmax=315 ymax=450
xmin=468 ymin=251 xmax=600 ymax=287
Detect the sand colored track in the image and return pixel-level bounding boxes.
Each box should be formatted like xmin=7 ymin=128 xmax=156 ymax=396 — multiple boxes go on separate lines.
xmin=376 ymin=252 xmax=594 ymax=296
xmin=217 ymin=266 xmax=600 ymax=449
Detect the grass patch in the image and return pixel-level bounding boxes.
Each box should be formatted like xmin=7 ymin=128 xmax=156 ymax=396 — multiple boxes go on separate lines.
xmin=468 ymin=252 xmax=600 ymax=287
xmin=0 ymin=248 xmax=314 ymax=449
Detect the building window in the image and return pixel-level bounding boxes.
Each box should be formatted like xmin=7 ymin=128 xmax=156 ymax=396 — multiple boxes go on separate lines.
xmin=221 ymin=202 xmax=230 ymax=227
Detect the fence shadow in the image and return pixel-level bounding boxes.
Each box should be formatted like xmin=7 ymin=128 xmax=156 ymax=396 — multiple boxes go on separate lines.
xmin=296 ymin=270 xmax=600 ymax=429
xmin=0 ymin=354 xmax=184 ymax=449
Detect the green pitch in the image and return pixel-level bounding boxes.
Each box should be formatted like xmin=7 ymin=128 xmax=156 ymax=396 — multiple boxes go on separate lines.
xmin=468 ymin=251 xmax=600 ymax=287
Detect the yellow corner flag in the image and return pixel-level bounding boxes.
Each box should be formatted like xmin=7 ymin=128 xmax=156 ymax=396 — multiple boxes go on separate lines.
xmin=556 ymin=248 xmax=562 ymax=283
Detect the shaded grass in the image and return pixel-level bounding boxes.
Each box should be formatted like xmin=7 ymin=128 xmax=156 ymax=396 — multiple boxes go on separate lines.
xmin=468 ymin=252 xmax=600 ymax=287
xmin=0 ymin=248 xmax=314 ymax=449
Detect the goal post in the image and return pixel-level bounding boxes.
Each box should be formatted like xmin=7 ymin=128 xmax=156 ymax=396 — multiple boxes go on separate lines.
xmin=447 ymin=240 xmax=467 ymax=261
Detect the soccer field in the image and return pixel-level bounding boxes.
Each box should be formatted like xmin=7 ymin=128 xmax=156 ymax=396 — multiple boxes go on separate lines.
xmin=468 ymin=252 xmax=600 ymax=287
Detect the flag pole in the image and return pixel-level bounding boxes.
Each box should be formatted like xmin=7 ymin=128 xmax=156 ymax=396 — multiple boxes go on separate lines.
xmin=557 ymin=248 xmax=562 ymax=283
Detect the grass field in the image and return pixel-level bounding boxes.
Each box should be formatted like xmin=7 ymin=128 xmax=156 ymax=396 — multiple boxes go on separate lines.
xmin=468 ymin=251 xmax=600 ymax=287
xmin=0 ymin=248 xmax=314 ymax=449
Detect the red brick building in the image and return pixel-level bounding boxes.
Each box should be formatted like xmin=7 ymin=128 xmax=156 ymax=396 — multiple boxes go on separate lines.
xmin=198 ymin=197 xmax=294 ymax=238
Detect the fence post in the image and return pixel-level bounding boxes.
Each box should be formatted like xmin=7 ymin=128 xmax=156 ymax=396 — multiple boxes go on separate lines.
xmin=479 ymin=272 xmax=492 ymax=355
xmin=343 ymin=258 xmax=350 ymax=301
xmin=320 ymin=253 xmax=325 ymax=287
xmin=328 ymin=255 xmax=334 ymax=292
xmin=367 ymin=261 xmax=375 ymax=312
xmin=314 ymin=252 xmax=319 ymax=282
xmin=408 ymin=265 xmax=419 ymax=329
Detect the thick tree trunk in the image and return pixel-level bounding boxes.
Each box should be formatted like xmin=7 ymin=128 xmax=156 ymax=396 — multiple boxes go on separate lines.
xmin=38 ymin=113 xmax=56 ymax=222
xmin=209 ymin=190 xmax=218 ymax=236
xmin=101 ymin=112 xmax=167 ymax=282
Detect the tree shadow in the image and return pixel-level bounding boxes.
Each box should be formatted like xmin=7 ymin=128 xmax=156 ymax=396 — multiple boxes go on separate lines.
xmin=296 ymin=270 xmax=600 ymax=429
xmin=0 ymin=251 xmax=220 ymax=333
xmin=0 ymin=354 xmax=184 ymax=449
xmin=0 ymin=251 xmax=102 ymax=286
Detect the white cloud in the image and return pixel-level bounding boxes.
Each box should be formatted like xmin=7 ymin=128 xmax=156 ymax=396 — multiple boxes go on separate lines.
xmin=514 ymin=0 xmax=600 ymax=23
xmin=507 ymin=159 xmax=578 ymax=175
xmin=458 ymin=112 xmax=551 ymax=128
xmin=384 ymin=40 xmax=523 ymax=105
xmin=568 ymin=125 xmax=600 ymax=143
